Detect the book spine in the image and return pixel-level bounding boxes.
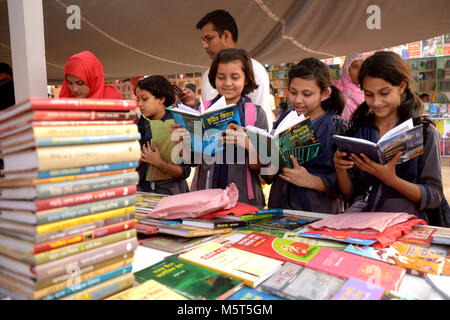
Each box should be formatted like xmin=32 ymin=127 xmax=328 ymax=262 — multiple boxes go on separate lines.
xmin=187 ymin=228 xmax=232 ymax=237
xmin=34 ymin=253 xmax=134 ymax=290
xmin=42 ymin=264 xmax=133 ymax=300
xmin=32 ymin=120 xmax=135 ymax=126
xmin=34 ymin=237 xmax=138 ymax=282
xmin=33 ymin=124 xmax=138 ymax=137
xmin=60 ymin=272 xmax=135 ymax=300
xmin=33 ymin=168 xmax=135 ymax=186
xmin=33 ymin=219 xmax=136 ymax=253
xmin=35 ymin=140 xmax=141 ymax=171
xmin=33 ymin=110 xmax=137 ymax=121
xmin=135 ymin=224 xmax=159 ymax=235
xmin=35 ymin=184 xmax=137 ymax=211
xmin=213 ymin=221 xmax=249 ymax=228
xmin=36 ymin=195 xmax=136 ymax=225
xmin=33 ymin=213 xmax=135 ymax=244
xmin=30 ymin=98 xmax=137 ymax=111
xmin=34 ymin=257 xmax=134 ymax=299
xmin=35 ymin=133 xmax=141 ymax=147
xmin=33 ymin=229 xmax=137 ymax=265
xmin=241 ymin=213 xmax=283 ymax=221
xmin=36 ymin=161 xmax=139 ymax=179
xmin=35 ymin=172 xmax=139 ymax=199
xmin=36 ymin=206 xmax=135 ymax=234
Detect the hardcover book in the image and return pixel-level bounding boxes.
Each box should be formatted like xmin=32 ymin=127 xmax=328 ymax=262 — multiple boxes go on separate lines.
xmin=245 ymin=110 xmax=321 ymax=168
xmin=306 ymin=247 xmax=406 ymax=291
xmin=171 ymin=97 xmax=241 ymax=155
xmin=332 ymin=277 xmax=385 ymax=300
xmin=178 ymin=241 xmax=283 ymax=288
xmin=134 ymin=256 xmax=244 ymax=300
xmin=182 ymin=218 xmax=249 ymax=229
xmin=231 ymin=232 xmax=322 ymax=266
xmin=333 ymin=118 xmax=423 ymax=164
xmin=261 ymin=262 xmax=346 ymax=300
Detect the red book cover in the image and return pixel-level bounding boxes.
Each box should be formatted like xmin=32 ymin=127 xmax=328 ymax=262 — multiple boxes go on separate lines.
xmin=306 ymin=247 xmax=406 ymax=291
xmin=33 ymin=219 xmax=136 ymax=254
xmin=0 ymin=98 xmax=137 ymax=122
xmin=35 ymin=185 xmax=137 ymax=211
xmin=231 ymin=232 xmax=322 ymax=266
xmin=198 ymin=202 xmax=259 ymax=219
xmin=396 ymin=225 xmax=436 ymax=247
xmin=135 ymin=223 xmax=159 ymax=235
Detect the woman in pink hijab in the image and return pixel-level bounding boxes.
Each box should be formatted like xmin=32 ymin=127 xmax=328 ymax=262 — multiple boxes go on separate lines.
xmin=333 ymin=53 xmax=364 ymax=120
xmin=59 ymin=51 xmax=123 ymax=99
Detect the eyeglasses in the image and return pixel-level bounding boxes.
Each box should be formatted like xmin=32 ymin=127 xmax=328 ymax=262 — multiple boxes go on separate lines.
xmin=200 ymin=32 xmax=223 ymax=44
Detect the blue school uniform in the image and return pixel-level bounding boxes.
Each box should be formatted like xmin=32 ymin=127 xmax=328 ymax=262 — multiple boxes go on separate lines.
xmin=268 ymin=111 xmax=345 ymax=214
xmin=137 ymin=110 xmax=190 ymax=194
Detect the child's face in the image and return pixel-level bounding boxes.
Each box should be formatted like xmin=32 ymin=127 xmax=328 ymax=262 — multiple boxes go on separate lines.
xmin=135 ymin=87 xmax=166 ymax=119
xmin=215 ymin=60 xmax=246 ymax=105
xmin=66 ymin=74 xmax=90 ymax=98
xmin=288 ymin=77 xmax=328 ymax=119
xmin=362 ymin=76 xmax=406 ymax=121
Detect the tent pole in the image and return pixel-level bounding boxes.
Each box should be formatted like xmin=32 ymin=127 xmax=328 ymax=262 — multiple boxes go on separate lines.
xmin=7 ymin=0 xmax=48 ymax=102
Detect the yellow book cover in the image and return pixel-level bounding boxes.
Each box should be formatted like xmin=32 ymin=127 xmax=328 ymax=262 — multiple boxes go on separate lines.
xmin=391 ymin=242 xmax=446 ymax=275
xmin=107 ymin=279 xmax=188 ymax=300
xmin=178 ymin=241 xmax=283 ymax=288
xmin=37 ymin=205 xmax=135 ymax=234
xmin=33 ymin=124 xmax=138 ymax=138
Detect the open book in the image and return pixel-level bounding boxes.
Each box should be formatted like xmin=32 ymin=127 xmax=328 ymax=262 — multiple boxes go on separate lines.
xmin=170 ymin=96 xmax=241 ymax=155
xmin=333 ymin=118 xmax=423 ymax=164
xmin=245 ymin=110 xmax=321 ymax=168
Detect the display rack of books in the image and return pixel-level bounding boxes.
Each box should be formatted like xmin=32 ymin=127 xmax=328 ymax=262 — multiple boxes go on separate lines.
xmin=0 ymin=97 xmax=141 ymax=300
xmin=423 ymin=102 xmax=450 ymax=157
xmin=266 ymin=63 xmax=295 ymax=106
xmin=164 ymin=72 xmax=203 ymax=96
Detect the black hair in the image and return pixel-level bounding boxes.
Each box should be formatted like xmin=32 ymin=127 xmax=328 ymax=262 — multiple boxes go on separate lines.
xmin=134 ymin=75 xmax=175 ymax=107
xmin=0 ymin=63 xmax=13 ymax=76
xmin=208 ymin=48 xmax=258 ymax=96
xmin=348 ymin=51 xmax=429 ymax=136
xmin=288 ymin=57 xmax=345 ymax=115
xmin=196 ymin=9 xmax=238 ymax=42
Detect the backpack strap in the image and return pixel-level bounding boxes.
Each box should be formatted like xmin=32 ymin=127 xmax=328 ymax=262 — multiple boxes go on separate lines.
xmin=244 ymin=102 xmax=257 ymax=200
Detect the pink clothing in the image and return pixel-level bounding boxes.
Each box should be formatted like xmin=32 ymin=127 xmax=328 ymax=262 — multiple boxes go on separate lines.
xmin=333 ymin=53 xmax=364 ymax=120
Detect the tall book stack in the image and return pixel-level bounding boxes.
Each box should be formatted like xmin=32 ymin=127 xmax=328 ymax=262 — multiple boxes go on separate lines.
xmin=134 ymin=192 xmax=168 ymax=235
xmin=0 ymin=98 xmax=141 ymax=300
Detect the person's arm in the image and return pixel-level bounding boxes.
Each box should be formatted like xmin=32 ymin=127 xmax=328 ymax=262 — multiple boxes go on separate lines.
xmin=334 ymin=149 xmax=355 ymax=197
xmin=279 ymin=156 xmax=327 ymax=192
xmin=141 ymin=141 xmax=183 ymax=178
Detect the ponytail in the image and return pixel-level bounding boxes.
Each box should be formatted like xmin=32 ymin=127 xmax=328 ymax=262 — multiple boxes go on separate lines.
xmin=321 ymin=85 xmax=345 ymax=116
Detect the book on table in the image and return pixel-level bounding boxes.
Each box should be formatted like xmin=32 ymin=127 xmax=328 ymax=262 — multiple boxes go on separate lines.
xmin=140 ymin=234 xmax=221 ymax=254
xmin=181 ymin=218 xmax=249 ymax=229
xmin=245 ymin=110 xmax=321 ymax=168
xmin=156 ymin=224 xmax=232 ymax=238
xmin=171 ymin=96 xmax=241 ymax=155
xmin=333 ymin=118 xmax=423 ymax=164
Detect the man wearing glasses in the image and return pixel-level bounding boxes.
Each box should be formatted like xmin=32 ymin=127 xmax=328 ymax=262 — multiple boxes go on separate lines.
xmin=180 ymin=9 xmax=273 ymax=130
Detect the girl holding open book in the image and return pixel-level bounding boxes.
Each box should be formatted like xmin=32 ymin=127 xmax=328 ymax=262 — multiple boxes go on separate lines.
xmin=265 ymin=57 xmax=346 ymax=214
xmin=189 ymin=48 xmax=268 ymax=207
xmin=135 ymin=75 xmax=190 ymax=194
xmin=334 ymin=51 xmax=443 ymax=218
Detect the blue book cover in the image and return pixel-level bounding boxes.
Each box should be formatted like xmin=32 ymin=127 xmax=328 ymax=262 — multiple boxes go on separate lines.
xmin=42 ymin=264 xmax=133 ymax=300
xmin=296 ymin=231 xmax=377 ymax=246
xmin=171 ymin=102 xmax=241 ymax=155
xmin=227 ymin=287 xmax=283 ymax=300
xmin=36 ymin=132 xmax=141 ymax=147
xmin=36 ymin=161 xmax=139 ymax=179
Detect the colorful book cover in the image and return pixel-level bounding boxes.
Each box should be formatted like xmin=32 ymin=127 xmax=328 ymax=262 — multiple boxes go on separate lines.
xmin=234 ymin=225 xmax=287 ymax=238
xmin=283 ymin=231 xmax=347 ymax=251
xmin=107 ymin=279 xmax=187 ymax=300
xmin=344 ymin=243 xmax=446 ymax=276
xmin=396 ymin=225 xmax=436 ymax=247
xmin=261 ymin=262 xmax=346 ymax=300
xmin=307 ymin=247 xmax=406 ymax=291
xmin=232 ymin=232 xmax=322 ymax=266
xmin=157 ymin=224 xmax=232 ymax=238
xmin=178 ymin=241 xmax=283 ymax=288
xmin=134 ymin=256 xmax=244 ymax=300
xmin=227 ymin=287 xmax=283 ymax=300
xmin=332 ymin=278 xmax=385 ymax=300
xmin=250 ymin=216 xmax=318 ymax=231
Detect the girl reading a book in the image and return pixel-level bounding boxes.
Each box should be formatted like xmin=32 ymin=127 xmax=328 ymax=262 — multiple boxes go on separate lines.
xmin=265 ymin=57 xmax=346 ymax=214
xmin=189 ymin=48 xmax=268 ymax=207
xmin=334 ymin=51 xmax=443 ymax=218
xmin=135 ymin=75 xmax=190 ymax=194
xmin=59 ymin=51 xmax=123 ymax=99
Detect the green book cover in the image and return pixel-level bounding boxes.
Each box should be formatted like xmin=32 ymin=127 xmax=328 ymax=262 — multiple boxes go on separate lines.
xmin=134 ymin=256 xmax=244 ymax=300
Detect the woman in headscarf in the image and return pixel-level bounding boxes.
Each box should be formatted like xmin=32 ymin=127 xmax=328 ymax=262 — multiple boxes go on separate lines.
xmin=333 ymin=53 xmax=364 ymax=120
xmin=59 ymin=51 xmax=123 ymax=99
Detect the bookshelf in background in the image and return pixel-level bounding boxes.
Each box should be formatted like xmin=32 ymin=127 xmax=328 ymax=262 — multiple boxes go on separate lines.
xmin=164 ymin=72 xmax=203 ymax=96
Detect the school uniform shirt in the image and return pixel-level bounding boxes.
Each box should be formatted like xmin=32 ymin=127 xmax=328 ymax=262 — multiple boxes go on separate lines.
xmin=346 ymin=119 xmax=443 ymax=218
xmin=193 ymin=95 xmax=268 ymax=207
xmin=137 ymin=110 xmax=191 ymax=195
xmin=268 ymin=111 xmax=346 ymax=214
xmin=201 ymin=58 xmax=273 ymax=131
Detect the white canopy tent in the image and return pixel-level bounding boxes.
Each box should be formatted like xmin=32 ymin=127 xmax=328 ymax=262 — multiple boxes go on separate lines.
xmin=1 ymin=0 xmax=450 ymax=98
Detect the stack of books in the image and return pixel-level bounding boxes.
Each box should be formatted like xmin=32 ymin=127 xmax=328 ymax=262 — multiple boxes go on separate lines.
xmin=0 ymin=97 xmax=141 ymax=300
xmin=134 ymin=192 xmax=167 ymax=235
